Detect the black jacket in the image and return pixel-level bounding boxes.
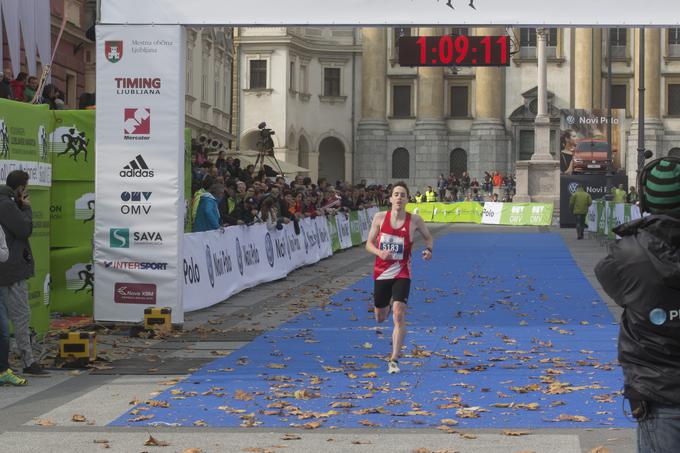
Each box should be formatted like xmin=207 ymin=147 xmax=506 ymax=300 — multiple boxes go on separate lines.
xmin=0 ymin=185 xmax=34 ymax=286
xmin=595 ymin=214 xmax=680 ymax=404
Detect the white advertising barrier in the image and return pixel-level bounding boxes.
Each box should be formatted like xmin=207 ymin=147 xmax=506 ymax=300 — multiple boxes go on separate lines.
xmin=336 ymin=213 xmax=353 ymax=249
xmin=94 ymin=25 xmax=186 ymax=323
xmin=359 ymin=209 xmax=370 ymax=242
xmin=587 ymin=202 xmax=598 ymax=232
xmin=183 ymin=216 xmax=334 ymax=312
xmin=481 ymin=202 xmax=503 ymax=225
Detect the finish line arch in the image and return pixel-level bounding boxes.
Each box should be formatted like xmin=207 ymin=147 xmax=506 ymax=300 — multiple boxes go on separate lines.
xmin=94 ymin=1 xmax=680 ymax=323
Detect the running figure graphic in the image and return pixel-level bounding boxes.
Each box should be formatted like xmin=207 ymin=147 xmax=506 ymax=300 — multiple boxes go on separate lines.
xmin=366 ymin=181 xmax=433 ymax=374
xmin=75 ymin=264 xmax=94 ymax=294
xmin=59 ymin=128 xmax=89 ymax=162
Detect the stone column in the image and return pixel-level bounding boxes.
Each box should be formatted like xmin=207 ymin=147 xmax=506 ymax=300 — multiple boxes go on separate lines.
xmin=592 ymin=29 xmax=603 ymax=109
xmin=356 ymin=27 xmax=389 ymax=184
xmin=414 ymin=27 xmax=447 ymax=190
xmin=628 ymin=28 xmax=663 ymax=184
xmin=533 ymin=28 xmax=552 ymax=160
xmin=574 ymin=28 xmax=594 ymax=109
xmin=469 ymin=27 xmax=509 ymax=179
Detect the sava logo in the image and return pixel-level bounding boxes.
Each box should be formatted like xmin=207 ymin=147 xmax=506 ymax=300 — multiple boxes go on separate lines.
xmin=183 ymin=257 xmax=200 ymax=285
xmin=205 ymin=245 xmax=215 ymax=288
xmin=123 ymin=108 xmax=151 ymax=140
xmin=120 ymin=155 xmax=155 ymax=178
xmin=120 ymin=191 xmax=152 ymax=215
xmin=109 ymin=228 xmax=163 ymax=248
xmin=235 ymin=238 xmax=244 ymax=276
xmin=265 ymin=233 xmax=275 ymax=268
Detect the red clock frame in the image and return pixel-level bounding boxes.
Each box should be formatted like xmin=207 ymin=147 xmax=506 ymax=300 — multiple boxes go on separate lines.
xmin=398 ymin=35 xmax=510 ymax=67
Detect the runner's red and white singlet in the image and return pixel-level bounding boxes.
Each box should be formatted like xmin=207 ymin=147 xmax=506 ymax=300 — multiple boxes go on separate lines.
xmin=373 ymin=210 xmax=412 ymax=280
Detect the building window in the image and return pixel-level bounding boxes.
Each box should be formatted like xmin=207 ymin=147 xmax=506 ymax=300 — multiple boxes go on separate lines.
xmin=249 ymin=59 xmax=267 ymax=89
xmin=610 ymin=28 xmax=627 ymax=59
xmin=668 ymin=84 xmax=680 ymax=116
xmin=669 ymin=28 xmax=680 ymax=57
xmin=392 ymin=147 xmax=410 ymax=178
xmin=610 ymin=84 xmax=627 ymax=110
xmin=519 ymin=28 xmax=557 ymax=58
xmin=300 ymin=65 xmax=308 ymax=93
xmin=289 ymin=61 xmax=295 ymax=91
xmin=186 ymin=48 xmax=193 ymax=95
xmin=392 ymin=85 xmax=411 ymax=117
xmin=450 ymin=148 xmax=467 ymax=177
xmin=323 ymin=68 xmax=341 ymax=96
xmin=519 ymin=130 xmax=535 ymax=160
xmin=202 ymin=54 xmax=209 ymax=101
xmin=65 ymin=72 xmax=77 ymax=108
xmin=450 ymin=85 xmax=469 ymax=118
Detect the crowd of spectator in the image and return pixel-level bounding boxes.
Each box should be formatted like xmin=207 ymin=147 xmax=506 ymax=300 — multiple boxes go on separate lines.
xmin=190 ymin=147 xmax=392 ymax=233
xmin=0 ymin=68 xmax=95 ymax=110
xmin=414 ymin=171 xmax=516 ymax=204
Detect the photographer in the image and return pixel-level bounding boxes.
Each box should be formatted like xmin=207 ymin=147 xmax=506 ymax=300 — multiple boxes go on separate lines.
xmin=595 ymin=157 xmax=680 ymax=451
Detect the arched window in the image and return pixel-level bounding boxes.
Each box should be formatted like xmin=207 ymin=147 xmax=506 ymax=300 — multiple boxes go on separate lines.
xmin=392 ymin=148 xmax=409 ymax=178
xmin=669 ymin=147 xmax=680 ymax=158
xmin=450 ymin=148 xmax=467 ymax=177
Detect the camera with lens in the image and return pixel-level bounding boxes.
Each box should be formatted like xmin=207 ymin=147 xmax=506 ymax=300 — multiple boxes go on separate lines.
xmin=257 ymin=122 xmax=275 ymax=155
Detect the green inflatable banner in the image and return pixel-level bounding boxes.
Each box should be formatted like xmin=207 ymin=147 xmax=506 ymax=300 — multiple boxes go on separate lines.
xmin=327 ymin=215 xmax=341 ymax=252
xmin=0 ymin=99 xmax=52 ymax=335
xmin=49 ymin=110 xmax=95 ymax=181
xmin=349 ymin=211 xmax=362 ymax=246
xmin=50 ymin=181 xmax=95 ymax=248
xmin=50 ymin=246 xmax=94 ymax=315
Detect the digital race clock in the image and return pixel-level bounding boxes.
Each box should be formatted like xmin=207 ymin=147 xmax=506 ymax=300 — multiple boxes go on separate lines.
xmin=398 ymin=35 xmax=510 ymax=67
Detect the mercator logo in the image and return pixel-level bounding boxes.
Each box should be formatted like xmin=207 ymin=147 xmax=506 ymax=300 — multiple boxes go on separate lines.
xmin=124 ymin=108 xmax=151 ymax=139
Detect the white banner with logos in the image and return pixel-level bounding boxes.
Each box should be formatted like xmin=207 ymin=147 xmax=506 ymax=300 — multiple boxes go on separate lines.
xmin=0 ymin=160 xmax=51 ymax=187
xmin=336 ymin=214 xmax=353 ymax=249
xmin=94 ymin=25 xmax=186 ymax=323
xmin=183 ymin=216 xmax=334 ymax=312
xmin=101 ymin=0 xmax=680 ymax=26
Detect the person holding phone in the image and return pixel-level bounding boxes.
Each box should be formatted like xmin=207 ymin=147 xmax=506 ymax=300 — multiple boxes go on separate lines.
xmin=0 ymin=223 xmax=24 ymax=385
xmin=0 ymin=170 xmax=48 ymax=378
xmin=366 ymin=181 xmax=433 ymax=374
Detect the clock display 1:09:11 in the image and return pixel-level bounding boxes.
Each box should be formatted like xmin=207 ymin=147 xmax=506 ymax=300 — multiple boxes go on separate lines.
xmin=398 ymin=35 xmax=510 ymax=66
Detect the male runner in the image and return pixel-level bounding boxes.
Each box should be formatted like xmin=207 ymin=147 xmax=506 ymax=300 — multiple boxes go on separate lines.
xmin=366 ymin=181 xmax=433 ymax=374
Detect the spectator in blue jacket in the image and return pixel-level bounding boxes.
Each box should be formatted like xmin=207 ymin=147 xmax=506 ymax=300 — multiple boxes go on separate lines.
xmin=193 ymin=183 xmax=223 ymax=232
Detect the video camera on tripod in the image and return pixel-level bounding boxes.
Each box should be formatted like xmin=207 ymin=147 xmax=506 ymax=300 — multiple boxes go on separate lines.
xmin=257 ymin=122 xmax=275 ymax=156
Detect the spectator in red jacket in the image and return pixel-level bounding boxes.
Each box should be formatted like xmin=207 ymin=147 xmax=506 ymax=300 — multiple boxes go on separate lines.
xmin=10 ymin=72 xmax=27 ymax=102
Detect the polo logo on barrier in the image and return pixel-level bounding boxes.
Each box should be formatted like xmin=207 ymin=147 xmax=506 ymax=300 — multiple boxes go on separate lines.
xmin=301 ymin=225 xmax=309 ymax=254
xmin=205 ymin=245 xmax=215 ymax=288
xmin=235 ymin=238 xmax=244 ymax=275
xmin=105 ymin=41 xmax=123 ymax=63
xmin=314 ymin=222 xmax=321 ymax=249
xmin=183 ymin=257 xmax=200 ymax=284
xmin=265 ymin=233 xmax=275 ymax=268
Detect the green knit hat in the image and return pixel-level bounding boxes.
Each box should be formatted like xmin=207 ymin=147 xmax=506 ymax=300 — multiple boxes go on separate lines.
xmin=644 ymin=158 xmax=680 ymax=213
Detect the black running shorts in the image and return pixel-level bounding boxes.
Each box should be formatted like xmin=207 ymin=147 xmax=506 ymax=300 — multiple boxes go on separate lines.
xmin=373 ymin=278 xmax=411 ymax=308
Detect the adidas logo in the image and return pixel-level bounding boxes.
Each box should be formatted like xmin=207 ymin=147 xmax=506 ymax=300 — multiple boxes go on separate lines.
xmin=120 ymin=154 xmax=155 ymax=178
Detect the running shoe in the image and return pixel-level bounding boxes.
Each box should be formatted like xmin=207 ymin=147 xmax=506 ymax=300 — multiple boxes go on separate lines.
xmin=0 ymin=369 xmax=28 ymax=386
xmin=387 ymin=360 xmax=400 ymax=374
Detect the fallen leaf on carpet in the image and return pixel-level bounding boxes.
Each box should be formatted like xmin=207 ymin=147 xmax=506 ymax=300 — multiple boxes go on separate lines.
xmin=71 ymin=414 xmax=87 ymax=422
xmin=144 ymin=435 xmax=170 ymax=447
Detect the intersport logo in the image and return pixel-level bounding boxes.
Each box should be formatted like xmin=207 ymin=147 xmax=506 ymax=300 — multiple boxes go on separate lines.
xmin=123 ymin=108 xmax=151 ymax=140
xmin=120 ymin=155 xmax=155 ymax=178
xmin=104 ymin=261 xmax=168 ymax=271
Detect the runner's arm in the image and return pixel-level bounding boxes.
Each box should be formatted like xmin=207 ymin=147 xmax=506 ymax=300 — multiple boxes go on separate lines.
xmin=413 ymin=214 xmax=433 ymax=260
xmin=366 ymin=213 xmax=390 ymax=260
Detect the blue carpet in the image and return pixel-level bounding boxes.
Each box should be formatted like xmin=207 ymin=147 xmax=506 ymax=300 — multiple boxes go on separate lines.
xmin=111 ymin=233 xmax=632 ymax=429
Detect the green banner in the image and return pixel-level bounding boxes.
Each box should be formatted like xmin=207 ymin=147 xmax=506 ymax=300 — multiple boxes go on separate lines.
xmin=49 ymin=110 xmax=95 ymax=181
xmin=27 ymin=189 xmax=51 ymax=335
xmin=349 ymin=211 xmax=362 ymax=246
xmin=327 ymin=215 xmax=341 ymax=252
xmin=607 ymin=202 xmax=617 ymax=240
xmin=50 ymin=246 xmax=94 ymax=315
xmin=27 ymin=267 xmax=50 ymax=336
xmin=499 ymin=203 xmax=553 ymax=226
xmin=431 ymin=202 xmax=483 ymax=223
xmin=50 ymin=181 xmax=95 ymax=248
xmin=406 ymin=202 xmax=434 ymax=221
